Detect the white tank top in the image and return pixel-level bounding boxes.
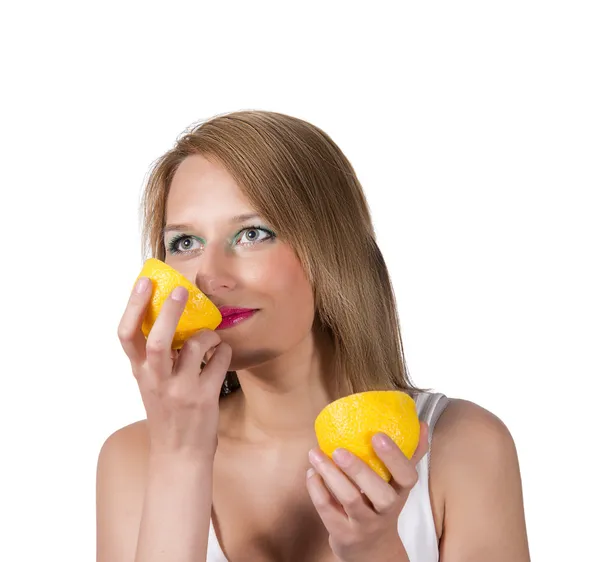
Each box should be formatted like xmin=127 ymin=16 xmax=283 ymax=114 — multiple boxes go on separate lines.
xmin=207 ymin=391 xmax=449 ymax=562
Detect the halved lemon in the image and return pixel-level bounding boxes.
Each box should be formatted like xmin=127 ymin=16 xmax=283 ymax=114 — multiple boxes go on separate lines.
xmin=136 ymin=258 xmax=222 ymax=349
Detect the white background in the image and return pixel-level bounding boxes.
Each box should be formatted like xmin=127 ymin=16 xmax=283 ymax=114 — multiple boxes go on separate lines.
xmin=1 ymin=1 xmax=598 ymax=560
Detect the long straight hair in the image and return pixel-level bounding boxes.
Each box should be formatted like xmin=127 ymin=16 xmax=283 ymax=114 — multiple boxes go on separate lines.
xmin=141 ymin=110 xmax=421 ymax=397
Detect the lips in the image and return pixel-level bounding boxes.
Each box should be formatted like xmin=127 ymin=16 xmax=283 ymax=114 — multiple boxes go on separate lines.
xmin=216 ymin=307 xmax=258 ymax=330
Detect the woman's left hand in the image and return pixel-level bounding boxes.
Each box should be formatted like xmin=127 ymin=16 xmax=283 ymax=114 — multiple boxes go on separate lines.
xmin=306 ymin=421 xmax=429 ymax=562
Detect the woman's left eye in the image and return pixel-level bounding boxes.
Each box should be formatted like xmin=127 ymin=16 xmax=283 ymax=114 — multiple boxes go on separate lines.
xmin=236 ymin=227 xmax=275 ymax=245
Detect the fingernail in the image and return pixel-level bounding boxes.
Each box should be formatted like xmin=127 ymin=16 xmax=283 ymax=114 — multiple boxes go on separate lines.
xmin=372 ymin=433 xmax=392 ymax=450
xmin=306 ymin=467 xmax=316 ymax=479
xmin=309 ymin=448 xmax=325 ymax=465
xmin=171 ymin=286 xmax=188 ymax=302
xmin=332 ymin=448 xmax=352 ymax=467
xmin=135 ymin=277 xmax=149 ymax=294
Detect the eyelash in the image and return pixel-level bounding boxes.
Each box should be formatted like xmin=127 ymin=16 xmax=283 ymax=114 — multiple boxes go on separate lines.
xmin=167 ymin=235 xmax=202 ymax=255
xmin=167 ymin=226 xmax=276 ymax=255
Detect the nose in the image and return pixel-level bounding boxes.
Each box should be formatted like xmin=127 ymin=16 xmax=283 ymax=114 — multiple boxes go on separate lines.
xmin=193 ymin=244 xmax=237 ymax=297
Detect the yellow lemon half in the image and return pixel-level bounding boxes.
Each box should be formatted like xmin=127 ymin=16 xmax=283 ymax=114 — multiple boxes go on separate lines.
xmin=314 ymin=390 xmax=421 ymax=481
xmin=136 ymin=258 xmax=222 ymax=349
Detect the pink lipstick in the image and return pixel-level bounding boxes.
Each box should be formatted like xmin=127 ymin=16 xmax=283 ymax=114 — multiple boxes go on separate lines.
xmin=216 ymin=307 xmax=258 ymax=330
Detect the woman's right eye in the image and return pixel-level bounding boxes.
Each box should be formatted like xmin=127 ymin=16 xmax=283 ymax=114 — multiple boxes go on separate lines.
xmin=167 ymin=235 xmax=203 ymax=254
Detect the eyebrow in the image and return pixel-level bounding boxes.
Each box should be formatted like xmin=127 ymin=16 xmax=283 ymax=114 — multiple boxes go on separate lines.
xmin=163 ymin=213 xmax=260 ymax=234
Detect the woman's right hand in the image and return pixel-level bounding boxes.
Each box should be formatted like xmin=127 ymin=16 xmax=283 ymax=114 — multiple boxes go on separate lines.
xmin=117 ymin=276 xmax=232 ymax=459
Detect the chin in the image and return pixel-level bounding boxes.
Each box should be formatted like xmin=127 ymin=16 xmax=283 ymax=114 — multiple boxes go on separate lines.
xmin=226 ymin=346 xmax=280 ymax=372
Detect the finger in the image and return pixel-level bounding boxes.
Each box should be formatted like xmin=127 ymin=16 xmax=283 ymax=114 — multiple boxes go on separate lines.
xmin=174 ymin=329 xmax=222 ymax=372
xmin=308 ymin=448 xmax=372 ymax=521
xmin=175 ymin=329 xmax=225 ymax=387
xmin=197 ymin=341 xmax=232 ymax=395
xmin=306 ymin=468 xmax=347 ymax=534
xmin=371 ymin=423 xmax=429 ymax=493
xmin=204 ymin=346 xmax=217 ymax=363
xmin=145 ymin=286 xmax=188 ymax=377
xmin=117 ymin=277 xmax=152 ymax=367
xmin=331 ymin=448 xmax=399 ymax=515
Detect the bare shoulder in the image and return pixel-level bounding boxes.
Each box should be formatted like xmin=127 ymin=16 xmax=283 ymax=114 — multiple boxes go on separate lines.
xmin=430 ymin=399 xmax=519 ymax=501
xmin=429 ymin=399 xmax=530 ymax=562
xmin=432 ymin=398 xmax=515 ymax=461
xmin=97 ymin=419 xmax=150 ymax=488
xmin=96 ymin=420 xmax=149 ymax=562
xmin=98 ymin=419 xmax=149 ymax=463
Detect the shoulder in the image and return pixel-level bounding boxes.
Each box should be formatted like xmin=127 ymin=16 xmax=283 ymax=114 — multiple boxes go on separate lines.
xmin=97 ymin=419 xmax=150 ymax=496
xmin=96 ymin=420 xmax=150 ymax=562
xmin=100 ymin=418 xmax=149 ymax=447
xmin=98 ymin=419 xmax=149 ymax=469
xmin=429 ymin=398 xmax=530 ymax=560
xmin=96 ymin=418 xmax=150 ymax=504
xmin=430 ymin=398 xmax=519 ymax=503
xmin=432 ymin=397 xmax=516 ymax=463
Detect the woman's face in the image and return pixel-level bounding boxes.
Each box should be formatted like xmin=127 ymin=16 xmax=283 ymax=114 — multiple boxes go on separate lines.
xmin=164 ymin=154 xmax=315 ymax=370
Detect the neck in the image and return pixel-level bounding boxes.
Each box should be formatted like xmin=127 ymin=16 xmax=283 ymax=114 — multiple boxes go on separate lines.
xmin=229 ymin=330 xmax=345 ymax=444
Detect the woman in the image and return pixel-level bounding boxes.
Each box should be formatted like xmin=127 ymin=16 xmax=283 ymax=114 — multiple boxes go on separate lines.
xmin=96 ymin=110 xmax=530 ymax=562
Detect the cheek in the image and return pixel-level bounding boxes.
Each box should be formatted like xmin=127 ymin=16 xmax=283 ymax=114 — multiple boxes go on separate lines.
xmin=246 ymin=247 xmax=314 ymax=327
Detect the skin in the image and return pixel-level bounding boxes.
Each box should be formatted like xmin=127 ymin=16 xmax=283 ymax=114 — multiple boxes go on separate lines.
xmin=96 ymin=155 xmax=530 ymax=562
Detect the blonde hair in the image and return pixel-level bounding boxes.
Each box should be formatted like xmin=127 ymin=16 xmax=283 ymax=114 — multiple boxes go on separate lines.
xmin=141 ymin=110 xmax=421 ymax=396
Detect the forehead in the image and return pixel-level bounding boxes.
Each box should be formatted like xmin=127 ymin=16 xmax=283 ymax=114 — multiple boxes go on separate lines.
xmin=166 ymin=155 xmax=254 ymax=222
